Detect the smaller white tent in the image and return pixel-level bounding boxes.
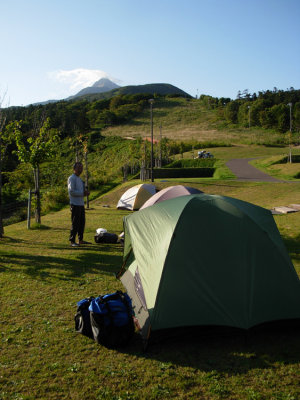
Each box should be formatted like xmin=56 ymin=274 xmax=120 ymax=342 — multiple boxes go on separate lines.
xmin=117 ymin=184 xmax=156 ymax=211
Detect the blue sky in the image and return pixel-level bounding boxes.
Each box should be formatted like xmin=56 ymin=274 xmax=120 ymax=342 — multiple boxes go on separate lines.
xmin=1 ymin=0 xmax=299 ymax=106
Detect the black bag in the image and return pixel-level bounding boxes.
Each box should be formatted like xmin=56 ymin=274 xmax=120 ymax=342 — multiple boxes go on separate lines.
xmin=94 ymin=232 xmax=118 ymax=244
xmin=75 ymin=291 xmax=134 ymax=348
xmin=74 ymin=297 xmax=94 ymax=340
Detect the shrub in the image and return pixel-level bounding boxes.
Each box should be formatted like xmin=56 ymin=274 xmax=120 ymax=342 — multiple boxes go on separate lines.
xmin=274 ymin=155 xmax=300 ymax=164
xmin=42 ymin=187 xmax=69 ymax=213
xmin=165 ymin=158 xmax=216 ymax=168
xmin=3 ymin=208 xmax=27 ymax=226
xmin=153 ymin=167 xmax=215 ymax=178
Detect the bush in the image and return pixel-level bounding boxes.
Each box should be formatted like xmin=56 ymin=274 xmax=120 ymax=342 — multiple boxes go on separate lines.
xmin=42 ymin=187 xmax=69 ymax=213
xmin=274 ymin=155 xmax=300 ymax=164
xmin=294 ymin=172 xmax=300 ymax=179
xmin=165 ymin=158 xmax=216 ymax=168
xmin=3 ymin=208 xmax=27 ymax=226
xmin=153 ymin=167 xmax=215 ymax=178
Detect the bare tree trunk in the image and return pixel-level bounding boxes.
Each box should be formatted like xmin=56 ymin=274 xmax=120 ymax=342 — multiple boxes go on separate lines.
xmin=34 ymin=166 xmax=41 ymax=224
xmin=0 ymin=145 xmax=3 ymax=237
xmin=0 ymin=109 xmax=7 ymax=238
xmin=84 ymin=151 xmax=89 ymax=209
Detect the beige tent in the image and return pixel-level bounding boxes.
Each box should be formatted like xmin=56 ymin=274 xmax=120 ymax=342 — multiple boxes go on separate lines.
xmin=140 ymin=185 xmax=203 ymax=210
xmin=117 ymin=184 xmax=156 ymax=211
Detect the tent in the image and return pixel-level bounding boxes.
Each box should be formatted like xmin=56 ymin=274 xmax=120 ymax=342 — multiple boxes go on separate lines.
xmin=119 ymin=194 xmax=300 ymax=342
xmin=117 ymin=184 xmax=156 ymax=211
xmin=140 ymin=185 xmax=203 ymax=210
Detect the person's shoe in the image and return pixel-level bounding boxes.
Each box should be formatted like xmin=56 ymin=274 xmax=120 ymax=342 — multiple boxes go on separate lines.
xmin=70 ymin=242 xmax=79 ymax=247
xmin=79 ymin=240 xmax=91 ymax=245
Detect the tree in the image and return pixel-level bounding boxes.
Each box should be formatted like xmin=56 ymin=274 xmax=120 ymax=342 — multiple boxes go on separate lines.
xmin=225 ymin=101 xmax=240 ymax=123
xmin=294 ymin=102 xmax=300 ymax=132
xmin=0 ymin=92 xmax=13 ymax=237
xmin=12 ymin=117 xmax=59 ymax=224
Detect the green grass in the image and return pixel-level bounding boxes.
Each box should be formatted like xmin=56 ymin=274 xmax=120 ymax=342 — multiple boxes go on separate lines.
xmin=251 ymin=153 xmax=300 ymax=181
xmin=1 ymin=174 xmax=300 ymax=399
xmin=176 ymin=145 xmax=300 ymax=181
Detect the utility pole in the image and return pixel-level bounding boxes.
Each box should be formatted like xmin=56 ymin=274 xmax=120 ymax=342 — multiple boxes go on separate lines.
xmin=149 ymin=99 xmax=154 ymax=182
xmin=159 ymin=124 xmax=162 ymax=167
xmin=287 ymin=103 xmax=292 ymax=163
xmin=248 ymin=105 xmax=251 ymax=128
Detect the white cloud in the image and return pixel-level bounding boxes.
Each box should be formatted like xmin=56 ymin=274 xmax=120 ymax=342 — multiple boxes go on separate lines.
xmin=48 ymin=68 xmax=119 ymax=93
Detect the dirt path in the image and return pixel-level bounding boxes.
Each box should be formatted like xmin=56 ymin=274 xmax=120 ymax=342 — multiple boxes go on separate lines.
xmin=226 ymin=158 xmax=282 ymax=182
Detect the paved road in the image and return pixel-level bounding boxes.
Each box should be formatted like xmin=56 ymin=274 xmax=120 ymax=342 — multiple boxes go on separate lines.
xmin=226 ymin=158 xmax=282 ymax=182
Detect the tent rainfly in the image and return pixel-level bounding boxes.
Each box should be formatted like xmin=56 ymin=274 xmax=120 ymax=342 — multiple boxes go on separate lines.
xmin=119 ymin=194 xmax=300 ymax=342
xmin=117 ymin=184 xmax=156 ymax=211
xmin=140 ymin=185 xmax=203 ymax=210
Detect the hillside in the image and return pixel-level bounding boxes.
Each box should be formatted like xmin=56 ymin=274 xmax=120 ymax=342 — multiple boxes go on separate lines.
xmin=100 ymin=97 xmax=281 ymax=144
xmin=102 ymin=97 xmax=221 ymax=140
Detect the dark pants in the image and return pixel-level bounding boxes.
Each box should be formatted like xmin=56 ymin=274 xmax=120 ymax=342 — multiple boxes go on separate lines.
xmin=69 ymin=205 xmax=85 ymax=243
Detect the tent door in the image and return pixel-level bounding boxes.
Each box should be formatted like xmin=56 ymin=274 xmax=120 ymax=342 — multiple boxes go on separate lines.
xmin=121 ymin=269 xmax=151 ymax=341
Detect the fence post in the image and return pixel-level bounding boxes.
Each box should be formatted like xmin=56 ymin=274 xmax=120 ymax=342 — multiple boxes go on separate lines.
xmin=27 ymin=189 xmax=32 ymax=229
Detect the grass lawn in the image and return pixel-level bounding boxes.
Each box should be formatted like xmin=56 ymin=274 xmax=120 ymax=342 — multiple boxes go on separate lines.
xmin=1 ymin=176 xmax=300 ymax=399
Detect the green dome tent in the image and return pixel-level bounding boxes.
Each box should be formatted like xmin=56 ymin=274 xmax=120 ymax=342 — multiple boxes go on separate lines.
xmin=119 ymin=194 xmax=300 ymax=342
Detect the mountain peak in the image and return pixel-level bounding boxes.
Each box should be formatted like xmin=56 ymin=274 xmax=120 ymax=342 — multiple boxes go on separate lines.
xmin=67 ymin=78 xmax=120 ymax=99
xmin=92 ymin=78 xmax=120 ymax=89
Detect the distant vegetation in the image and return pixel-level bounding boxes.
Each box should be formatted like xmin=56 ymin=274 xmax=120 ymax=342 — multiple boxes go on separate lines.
xmin=1 ymin=86 xmax=299 ymax=225
xmin=222 ymin=87 xmax=300 ymax=132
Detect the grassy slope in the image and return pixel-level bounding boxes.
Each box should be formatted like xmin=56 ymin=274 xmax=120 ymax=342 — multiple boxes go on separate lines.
xmin=1 ymin=163 xmax=300 ymax=399
xmin=102 ymin=97 xmax=287 ymax=145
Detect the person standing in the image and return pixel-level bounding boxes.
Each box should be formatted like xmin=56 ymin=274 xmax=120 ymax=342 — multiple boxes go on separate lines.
xmin=68 ymin=162 xmax=90 ymax=247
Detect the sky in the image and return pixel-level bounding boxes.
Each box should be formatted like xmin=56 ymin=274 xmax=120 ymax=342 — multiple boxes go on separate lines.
xmin=1 ymin=0 xmax=299 ymax=106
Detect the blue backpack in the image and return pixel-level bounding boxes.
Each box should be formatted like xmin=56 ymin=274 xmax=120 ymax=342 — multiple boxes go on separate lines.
xmin=75 ymin=291 xmax=134 ymax=348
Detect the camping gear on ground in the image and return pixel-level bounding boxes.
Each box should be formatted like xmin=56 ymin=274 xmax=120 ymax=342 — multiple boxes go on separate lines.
xmin=94 ymin=232 xmax=118 ymax=243
xmin=96 ymin=228 xmax=107 ymax=235
xmin=197 ymin=150 xmax=213 ymax=158
xmin=75 ymin=297 xmax=95 ymax=340
xmin=75 ymin=291 xmax=134 ymax=348
xmin=140 ymin=185 xmax=203 ymax=210
xmin=118 ymin=231 xmax=125 ymax=244
xmin=118 ymin=194 xmax=300 ymax=345
xmin=94 ymin=227 xmax=118 ymax=243
xmin=117 ymin=183 xmax=156 ymax=210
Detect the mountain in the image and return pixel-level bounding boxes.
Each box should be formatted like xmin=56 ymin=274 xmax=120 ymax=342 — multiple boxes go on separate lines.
xmin=67 ymin=78 xmax=120 ymax=99
xmin=31 ymin=80 xmax=191 ymax=106
xmin=72 ymin=83 xmax=191 ymax=101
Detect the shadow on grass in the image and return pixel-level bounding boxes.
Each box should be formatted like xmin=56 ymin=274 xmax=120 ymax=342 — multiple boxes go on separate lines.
xmin=0 ymin=247 xmax=123 ymax=281
xmin=119 ymin=324 xmax=300 ymax=374
xmin=178 ymin=180 xmax=260 ymax=188
xmin=282 ymin=233 xmax=300 ymax=255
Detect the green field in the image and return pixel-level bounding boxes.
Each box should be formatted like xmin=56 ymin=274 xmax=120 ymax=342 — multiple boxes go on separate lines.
xmin=1 ymin=147 xmax=300 ymax=400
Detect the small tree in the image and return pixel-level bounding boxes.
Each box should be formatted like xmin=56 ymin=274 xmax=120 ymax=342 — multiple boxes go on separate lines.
xmin=0 ymin=92 xmax=13 ymax=237
xmin=12 ymin=117 xmax=59 ymax=224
